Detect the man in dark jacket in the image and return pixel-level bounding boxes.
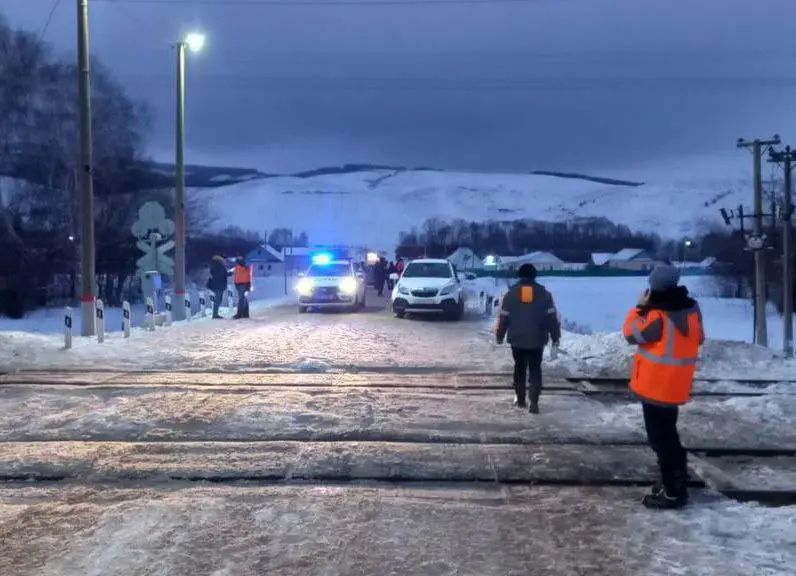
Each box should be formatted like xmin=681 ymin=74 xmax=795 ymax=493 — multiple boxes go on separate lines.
xmin=495 ymin=264 xmax=561 ymax=414
xmin=375 ymin=257 xmax=388 ymax=296
xmin=207 ymin=255 xmax=229 ymax=319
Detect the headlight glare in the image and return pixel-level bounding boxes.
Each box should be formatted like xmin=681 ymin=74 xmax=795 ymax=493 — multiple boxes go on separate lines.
xmin=296 ymin=278 xmax=314 ymax=296
xmin=338 ymin=277 xmax=357 ymax=294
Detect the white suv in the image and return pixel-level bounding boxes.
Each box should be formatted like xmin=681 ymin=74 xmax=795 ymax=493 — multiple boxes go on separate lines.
xmin=391 ymin=259 xmax=465 ymax=320
xmin=296 ymin=259 xmax=366 ymax=313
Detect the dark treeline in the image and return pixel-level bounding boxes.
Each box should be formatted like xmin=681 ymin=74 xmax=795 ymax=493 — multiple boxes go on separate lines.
xmin=397 ymin=217 xmax=661 ymax=261
xmin=0 ymin=15 xmax=251 ymax=317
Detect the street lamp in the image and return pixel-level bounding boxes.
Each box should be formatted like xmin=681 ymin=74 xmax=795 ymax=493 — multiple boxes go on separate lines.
xmin=172 ymin=31 xmax=205 ymax=320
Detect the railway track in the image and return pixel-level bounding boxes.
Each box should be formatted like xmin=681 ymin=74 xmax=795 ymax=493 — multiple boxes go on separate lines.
xmin=0 ymin=369 xmax=793 ymax=506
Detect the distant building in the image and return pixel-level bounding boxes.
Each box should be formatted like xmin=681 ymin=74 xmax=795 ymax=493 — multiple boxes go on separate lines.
xmin=590 ymin=252 xmax=614 ymax=267
xmin=447 ymin=247 xmax=482 ymax=270
xmin=246 ymin=245 xmax=285 ymax=277
xmin=482 ymin=251 xmax=584 ymax=272
xmin=605 ymin=248 xmax=658 ymax=271
xmin=482 ymin=255 xmax=518 ymax=270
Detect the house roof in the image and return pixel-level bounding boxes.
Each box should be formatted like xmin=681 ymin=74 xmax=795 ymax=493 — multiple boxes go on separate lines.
xmin=246 ymin=245 xmax=285 ymax=263
xmin=591 ymin=252 xmax=613 ymax=266
xmin=609 ymin=248 xmax=650 ymax=262
xmin=447 ymin=247 xmax=477 ymax=260
xmin=516 ymin=251 xmax=563 ymax=264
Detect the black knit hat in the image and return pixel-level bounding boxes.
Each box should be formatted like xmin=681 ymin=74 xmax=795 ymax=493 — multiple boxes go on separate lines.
xmin=517 ymin=263 xmax=537 ymax=280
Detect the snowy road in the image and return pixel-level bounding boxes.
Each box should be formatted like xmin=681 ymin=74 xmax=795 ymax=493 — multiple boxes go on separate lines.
xmin=0 ymin=371 xmax=795 ymax=574
xmin=0 ymin=483 xmax=793 ymax=576
xmin=2 ymin=285 xmax=796 ymax=574
xmin=1 ymin=290 xmax=513 ymax=372
xmin=0 ymin=375 xmax=794 ymax=448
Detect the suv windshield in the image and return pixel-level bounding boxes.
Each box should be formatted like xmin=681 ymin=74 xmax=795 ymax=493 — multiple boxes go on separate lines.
xmin=402 ymin=262 xmax=452 ymax=279
xmin=306 ymin=263 xmax=350 ymax=277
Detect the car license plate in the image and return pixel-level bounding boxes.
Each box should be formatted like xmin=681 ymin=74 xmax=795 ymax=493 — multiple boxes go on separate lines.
xmin=317 ymin=294 xmax=334 ymax=300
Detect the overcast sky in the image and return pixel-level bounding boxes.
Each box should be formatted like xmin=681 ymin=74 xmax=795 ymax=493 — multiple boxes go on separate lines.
xmin=3 ymin=0 xmax=796 ymax=174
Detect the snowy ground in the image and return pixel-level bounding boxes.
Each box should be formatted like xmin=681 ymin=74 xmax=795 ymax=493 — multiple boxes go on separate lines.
xmin=0 ymin=482 xmax=791 ymax=576
xmin=1 ymin=277 xmax=795 ymax=380
xmin=0 ymin=375 xmax=793 ymax=448
xmin=202 ymin=168 xmax=751 ymax=250
xmin=0 ymin=370 xmax=794 ymax=574
xmin=0 ymin=276 xmax=291 ymax=335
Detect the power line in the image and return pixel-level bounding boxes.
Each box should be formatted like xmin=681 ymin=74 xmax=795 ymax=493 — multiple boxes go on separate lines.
xmin=112 ymin=73 xmax=796 ymax=90
xmin=39 ymin=0 xmax=63 ymax=42
xmin=95 ymin=0 xmax=551 ymax=6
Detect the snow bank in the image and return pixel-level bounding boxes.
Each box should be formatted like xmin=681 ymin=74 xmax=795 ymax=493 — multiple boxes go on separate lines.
xmin=0 ymin=276 xmax=289 ymax=336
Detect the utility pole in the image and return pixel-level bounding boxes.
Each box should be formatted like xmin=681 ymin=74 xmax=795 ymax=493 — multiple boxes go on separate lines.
xmin=172 ymin=41 xmax=187 ymax=320
xmin=769 ymin=146 xmax=796 ymax=356
xmin=737 ymin=135 xmax=781 ymax=347
xmin=77 ymin=0 xmax=96 ymax=336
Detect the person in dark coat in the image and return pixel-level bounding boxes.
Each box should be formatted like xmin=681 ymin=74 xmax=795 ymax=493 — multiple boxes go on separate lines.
xmin=207 ymin=255 xmax=230 ymax=319
xmin=375 ymin=257 xmax=388 ymax=296
xmin=494 ymin=264 xmax=561 ymax=414
xmin=387 ymin=261 xmax=397 ymax=291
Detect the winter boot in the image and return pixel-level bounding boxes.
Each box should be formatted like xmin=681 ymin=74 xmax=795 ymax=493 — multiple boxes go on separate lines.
xmin=642 ymin=471 xmax=688 ymax=510
xmin=513 ymin=394 xmax=527 ymax=408
xmin=641 ymin=489 xmax=688 ymax=510
xmin=528 ymin=398 xmax=539 ymax=414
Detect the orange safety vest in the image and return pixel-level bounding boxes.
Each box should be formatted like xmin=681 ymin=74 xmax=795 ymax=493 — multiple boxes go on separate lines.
xmin=234 ymin=264 xmax=252 ymax=284
xmin=623 ymin=306 xmax=702 ymax=406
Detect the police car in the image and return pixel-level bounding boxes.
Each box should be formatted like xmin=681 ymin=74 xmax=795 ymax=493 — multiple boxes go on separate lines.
xmin=296 ymin=254 xmax=367 ymax=313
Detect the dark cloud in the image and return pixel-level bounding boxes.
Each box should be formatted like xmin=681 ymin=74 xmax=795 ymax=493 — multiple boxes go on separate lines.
xmin=4 ymin=0 xmax=796 ymax=172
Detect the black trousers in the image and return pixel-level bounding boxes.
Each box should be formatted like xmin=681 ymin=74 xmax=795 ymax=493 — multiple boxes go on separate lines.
xmin=511 ymin=347 xmax=544 ymax=402
xmin=642 ymin=403 xmax=688 ymax=495
xmin=212 ymin=290 xmax=225 ymax=317
xmin=235 ymin=284 xmax=250 ymax=318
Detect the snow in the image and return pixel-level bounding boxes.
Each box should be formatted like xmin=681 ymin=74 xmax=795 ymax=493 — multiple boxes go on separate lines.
xmin=202 ymin=169 xmax=751 ymax=249
xmin=0 ymin=483 xmax=792 ymax=575
xmin=0 ymin=276 xmax=291 ymax=336
xmin=2 ymin=275 xmax=796 ymax=380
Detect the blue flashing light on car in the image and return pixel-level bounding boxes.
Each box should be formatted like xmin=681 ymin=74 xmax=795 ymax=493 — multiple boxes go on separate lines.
xmin=312 ymin=253 xmax=332 ymax=265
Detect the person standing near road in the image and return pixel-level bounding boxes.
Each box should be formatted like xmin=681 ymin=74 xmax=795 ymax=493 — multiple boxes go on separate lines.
xmin=232 ymin=255 xmax=252 ymax=319
xmin=623 ymin=264 xmax=704 ymax=510
xmin=494 ymin=263 xmax=561 ymax=414
xmin=375 ymin=257 xmax=388 ymax=296
xmin=207 ymin=255 xmax=230 ymax=319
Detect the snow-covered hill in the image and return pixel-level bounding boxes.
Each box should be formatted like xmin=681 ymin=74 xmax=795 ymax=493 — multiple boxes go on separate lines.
xmin=202 ymin=168 xmax=752 ymax=250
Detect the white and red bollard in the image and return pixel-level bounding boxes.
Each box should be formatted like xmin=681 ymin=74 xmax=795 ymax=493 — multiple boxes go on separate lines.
xmin=122 ymin=301 xmax=131 ymax=338
xmin=145 ymin=297 xmax=156 ymax=331
xmin=164 ymin=295 xmax=173 ymax=327
xmin=199 ymin=291 xmax=207 ymax=318
xmin=64 ymin=307 xmax=73 ymax=349
xmin=95 ymin=299 xmax=105 ymax=343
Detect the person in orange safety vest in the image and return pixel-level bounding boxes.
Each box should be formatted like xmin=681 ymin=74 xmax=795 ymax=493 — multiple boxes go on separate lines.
xmin=623 ymin=264 xmax=704 ymax=510
xmin=232 ymin=256 xmax=252 ymax=319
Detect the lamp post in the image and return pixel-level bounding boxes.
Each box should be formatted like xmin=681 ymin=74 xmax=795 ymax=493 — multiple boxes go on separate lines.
xmin=77 ymin=0 xmax=96 ymax=336
xmin=172 ymin=32 xmax=205 ymax=320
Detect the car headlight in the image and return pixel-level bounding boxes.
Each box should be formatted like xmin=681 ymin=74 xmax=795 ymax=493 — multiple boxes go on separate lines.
xmin=338 ymin=277 xmax=357 ymax=294
xmin=398 ymin=285 xmax=410 ymax=295
xmin=296 ymin=278 xmax=314 ymax=296
xmin=439 ymin=283 xmax=457 ymax=295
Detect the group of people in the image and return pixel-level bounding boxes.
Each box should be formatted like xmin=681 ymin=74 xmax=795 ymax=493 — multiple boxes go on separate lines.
xmin=495 ymin=262 xmax=704 ymax=511
xmin=370 ymin=257 xmax=405 ymax=296
xmin=206 ymin=255 xmax=252 ymax=319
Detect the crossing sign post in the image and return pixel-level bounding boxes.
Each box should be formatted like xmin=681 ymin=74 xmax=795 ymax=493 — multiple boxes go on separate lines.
xmin=132 ymin=202 xmax=176 ymax=279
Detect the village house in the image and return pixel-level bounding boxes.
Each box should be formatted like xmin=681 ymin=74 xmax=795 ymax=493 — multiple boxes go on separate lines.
xmin=245 ymin=245 xmax=285 ymax=277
